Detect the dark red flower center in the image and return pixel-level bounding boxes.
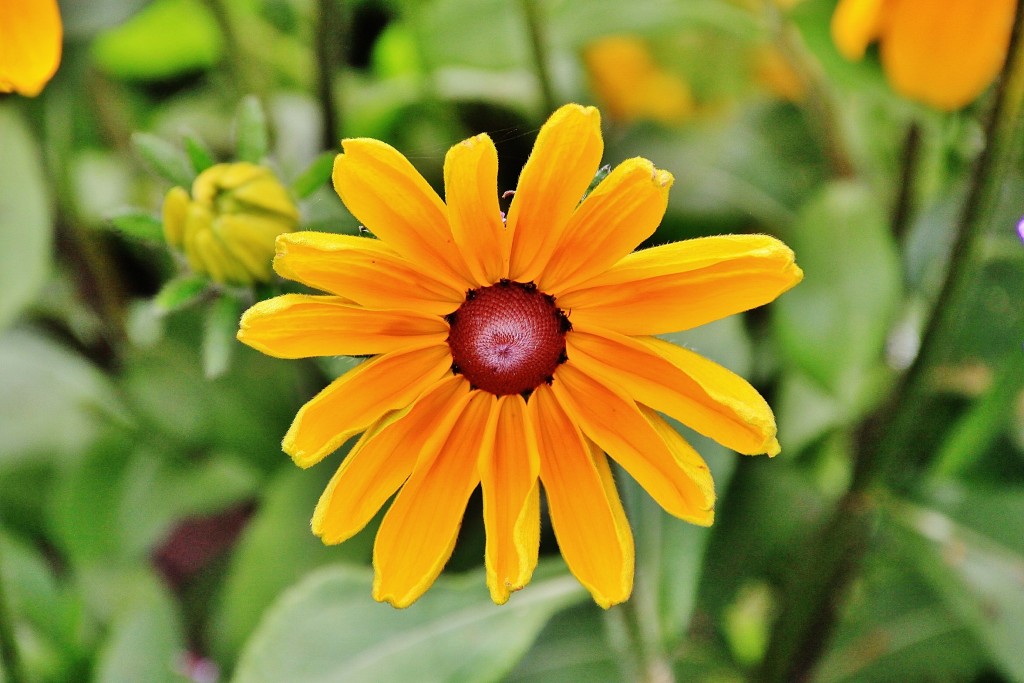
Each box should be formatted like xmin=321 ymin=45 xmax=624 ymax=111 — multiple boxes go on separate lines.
xmin=446 ymin=280 xmax=570 ymax=396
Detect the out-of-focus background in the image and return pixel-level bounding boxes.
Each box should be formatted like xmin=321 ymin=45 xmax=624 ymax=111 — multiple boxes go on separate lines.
xmin=1 ymin=0 xmax=1023 ymax=681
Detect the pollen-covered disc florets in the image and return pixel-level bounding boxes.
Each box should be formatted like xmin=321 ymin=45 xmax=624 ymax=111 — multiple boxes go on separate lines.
xmin=446 ymin=280 xmax=570 ymax=396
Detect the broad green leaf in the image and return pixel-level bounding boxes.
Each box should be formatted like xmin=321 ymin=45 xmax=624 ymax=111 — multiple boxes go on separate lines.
xmin=231 ymin=563 xmax=586 ymax=683
xmin=209 ymin=466 xmax=372 ymax=661
xmin=505 ymin=604 xmax=619 ymax=682
xmin=91 ymin=0 xmax=222 ymax=81
xmin=235 ymin=96 xmax=269 ymax=164
xmin=0 ymin=106 xmax=53 ymax=331
xmin=92 ymin=571 xmax=187 ymax=683
xmin=154 ymin=275 xmax=208 ymax=313
xmin=203 ymin=293 xmax=243 ymax=379
xmin=771 ymin=182 xmax=901 ymax=408
xmin=290 ymin=151 xmax=336 ymax=199
xmin=108 ymin=209 xmax=165 ymax=241
xmin=133 ymin=132 xmax=195 ymax=188
xmin=889 ymin=499 xmax=1024 ymax=682
xmin=0 ymin=329 xmax=122 ymax=469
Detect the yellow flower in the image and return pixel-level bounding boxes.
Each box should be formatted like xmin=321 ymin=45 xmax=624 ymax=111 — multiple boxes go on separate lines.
xmin=583 ymin=36 xmax=694 ymax=124
xmin=163 ymin=162 xmax=299 ymax=286
xmin=0 ymin=0 xmax=62 ymax=96
xmin=831 ymin=0 xmax=1016 ymax=110
xmin=237 ymin=105 xmax=803 ymax=608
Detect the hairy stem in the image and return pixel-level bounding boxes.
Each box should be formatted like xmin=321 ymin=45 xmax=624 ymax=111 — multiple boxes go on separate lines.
xmin=315 ymin=0 xmax=345 ymax=149
xmin=519 ymin=0 xmax=558 ymax=116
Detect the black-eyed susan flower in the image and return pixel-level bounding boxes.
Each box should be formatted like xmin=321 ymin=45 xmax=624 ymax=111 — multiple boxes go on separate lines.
xmin=163 ymin=162 xmax=299 ymax=286
xmin=832 ymin=0 xmax=1016 ymax=110
xmin=583 ymin=36 xmax=694 ymax=124
xmin=0 ymin=0 xmax=62 ymax=96
xmin=237 ymin=104 xmax=803 ymax=608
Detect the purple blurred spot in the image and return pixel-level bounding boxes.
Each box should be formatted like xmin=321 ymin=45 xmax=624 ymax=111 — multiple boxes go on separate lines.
xmin=1018 ymin=216 xmax=1024 ymax=243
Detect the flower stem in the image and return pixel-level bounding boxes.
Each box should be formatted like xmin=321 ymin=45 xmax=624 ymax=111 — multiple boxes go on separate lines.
xmin=0 ymin=545 xmax=26 ymax=683
xmin=519 ymin=0 xmax=558 ymax=116
xmin=315 ymin=0 xmax=345 ymax=149
xmin=763 ymin=1 xmax=856 ymax=179
xmin=757 ymin=4 xmax=1024 ymax=681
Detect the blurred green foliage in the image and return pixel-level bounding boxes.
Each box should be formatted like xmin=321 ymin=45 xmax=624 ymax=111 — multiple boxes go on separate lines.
xmin=1 ymin=0 xmax=1023 ymax=682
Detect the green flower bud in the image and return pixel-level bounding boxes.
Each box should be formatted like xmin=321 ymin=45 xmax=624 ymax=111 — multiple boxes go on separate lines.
xmin=161 ymin=162 xmax=299 ymax=286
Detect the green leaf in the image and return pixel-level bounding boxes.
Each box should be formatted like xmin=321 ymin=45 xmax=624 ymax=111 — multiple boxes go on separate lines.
xmin=0 ymin=329 xmax=122 ymax=469
xmin=231 ymin=563 xmax=586 ymax=683
xmin=50 ymin=429 xmax=258 ymax=568
xmin=505 ymin=604 xmax=619 ymax=682
xmin=0 ymin=106 xmax=53 ymax=331
xmin=210 ymin=466 xmax=373 ymax=661
xmin=107 ymin=209 xmax=165 ymax=241
xmin=132 ymin=132 xmax=195 ymax=188
xmin=90 ymin=0 xmax=223 ymax=82
xmin=203 ymin=293 xmax=243 ymax=379
xmin=889 ymin=498 xmax=1024 ymax=682
xmin=290 ymin=151 xmax=336 ymax=200
xmin=92 ymin=572 xmax=186 ymax=683
xmin=154 ymin=275 xmax=208 ymax=313
xmin=771 ymin=182 xmax=901 ymax=409
xmin=183 ymin=134 xmax=216 ymax=175
xmin=235 ymin=96 xmax=269 ymax=164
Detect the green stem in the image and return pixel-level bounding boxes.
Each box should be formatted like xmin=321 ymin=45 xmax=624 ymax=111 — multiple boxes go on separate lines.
xmin=0 ymin=545 xmax=26 ymax=683
xmin=202 ymin=0 xmax=256 ymax=97
xmin=519 ymin=0 xmax=558 ymax=116
xmin=757 ymin=4 xmax=1024 ymax=681
xmin=763 ymin=0 xmax=856 ymax=179
xmin=315 ymin=0 xmax=345 ymax=148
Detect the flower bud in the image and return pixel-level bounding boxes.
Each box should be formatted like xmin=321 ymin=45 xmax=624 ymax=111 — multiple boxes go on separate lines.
xmin=162 ymin=162 xmax=299 ymax=285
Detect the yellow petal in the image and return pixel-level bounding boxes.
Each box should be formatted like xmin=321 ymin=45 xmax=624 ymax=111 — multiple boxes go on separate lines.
xmin=480 ymin=394 xmax=541 ymax=604
xmin=880 ymin=0 xmax=1015 ymax=110
xmin=639 ymin=406 xmax=715 ymax=525
xmin=237 ymin=294 xmax=449 ymax=359
xmin=531 ymin=385 xmax=633 ymax=608
xmin=0 ymin=0 xmax=62 ymax=97
xmin=332 ymin=139 xmax=472 ymax=288
xmin=282 ymin=343 xmax=453 ymax=468
xmin=551 ymin=363 xmax=715 ymax=519
xmin=372 ymin=390 xmax=493 ymax=608
xmin=831 ymin=0 xmax=886 ymax=60
xmin=540 ymin=158 xmax=673 ymax=294
xmin=567 ymin=329 xmax=779 ymax=455
xmin=506 ymin=104 xmax=604 ymax=282
xmin=312 ymin=376 xmax=470 ymax=544
xmin=559 ymin=234 xmax=803 ymax=335
xmin=162 ymin=187 xmax=189 ymax=249
xmin=273 ymin=232 xmax=464 ymax=316
xmin=444 ymin=134 xmax=509 ymax=286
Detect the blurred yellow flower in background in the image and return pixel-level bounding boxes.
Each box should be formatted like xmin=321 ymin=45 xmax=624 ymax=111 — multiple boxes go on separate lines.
xmin=237 ymin=104 xmax=802 ymax=609
xmin=831 ymin=0 xmax=1016 ymax=110
xmin=583 ymin=36 xmax=694 ymax=124
xmin=163 ymin=163 xmax=299 ymax=286
xmin=0 ymin=0 xmax=62 ymax=96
